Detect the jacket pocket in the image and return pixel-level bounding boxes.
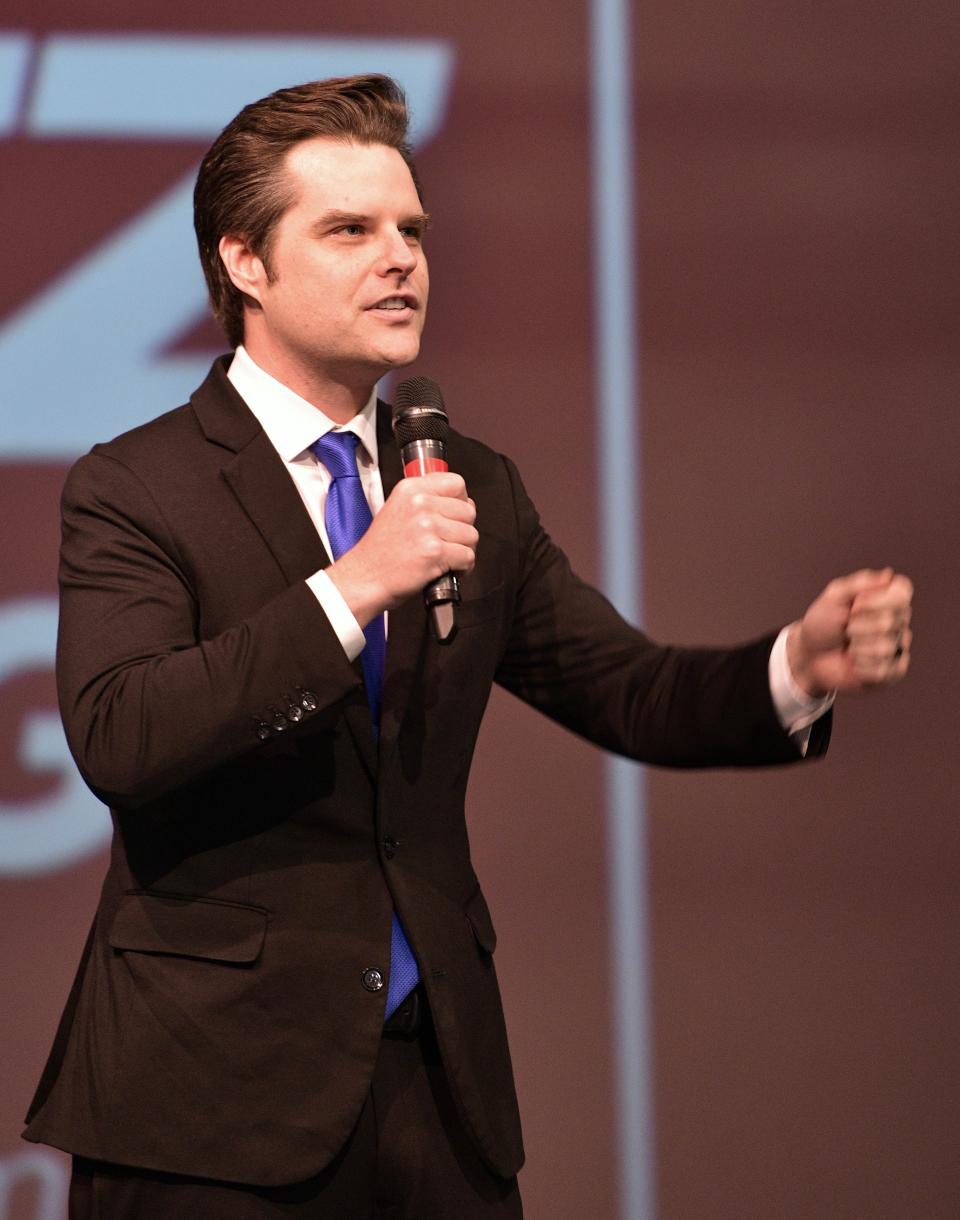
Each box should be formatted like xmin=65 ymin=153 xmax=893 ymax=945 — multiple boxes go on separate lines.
xmin=464 ymin=885 xmax=497 ymax=954
xmin=108 ymin=891 xmax=268 ymax=964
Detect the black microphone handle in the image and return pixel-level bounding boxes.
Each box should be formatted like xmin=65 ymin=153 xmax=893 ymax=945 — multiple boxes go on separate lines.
xmin=399 ymin=437 xmax=461 ymax=644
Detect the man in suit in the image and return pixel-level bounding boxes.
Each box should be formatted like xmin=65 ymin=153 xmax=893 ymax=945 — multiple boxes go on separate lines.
xmin=24 ymin=76 xmax=912 ymax=1218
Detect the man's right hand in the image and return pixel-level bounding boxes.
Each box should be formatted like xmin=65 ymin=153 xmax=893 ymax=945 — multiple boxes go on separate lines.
xmin=326 ymin=473 xmax=478 ymax=628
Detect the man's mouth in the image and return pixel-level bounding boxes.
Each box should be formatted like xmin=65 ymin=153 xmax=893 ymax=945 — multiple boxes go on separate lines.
xmin=368 ymin=295 xmax=416 ymax=313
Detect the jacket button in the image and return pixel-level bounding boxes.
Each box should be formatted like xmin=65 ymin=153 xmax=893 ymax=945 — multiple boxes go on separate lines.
xmin=300 ymin=691 xmax=319 ymax=712
xmin=382 ymin=837 xmax=398 ymax=859
xmin=361 ymin=967 xmax=384 ymax=992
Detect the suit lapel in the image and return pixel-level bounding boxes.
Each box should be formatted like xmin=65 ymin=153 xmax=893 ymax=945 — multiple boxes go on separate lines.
xmin=221 ymin=431 xmax=330 ymax=583
xmin=192 ymin=359 xmax=378 ymax=781
xmin=376 ymin=401 xmax=430 ymax=758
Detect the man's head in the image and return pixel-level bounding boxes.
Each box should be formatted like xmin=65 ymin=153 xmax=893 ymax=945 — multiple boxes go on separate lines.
xmin=194 ymin=75 xmax=423 ymax=351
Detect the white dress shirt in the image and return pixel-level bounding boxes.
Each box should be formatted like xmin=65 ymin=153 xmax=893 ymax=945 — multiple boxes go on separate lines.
xmin=228 ymin=344 xmax=373 ymax=661
xmin=227 ymin=345 xmax=833 ymax=745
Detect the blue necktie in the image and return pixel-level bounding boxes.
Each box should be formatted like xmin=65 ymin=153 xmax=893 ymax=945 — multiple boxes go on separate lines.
xmin=310 ymin=430 xmax=419 ymax=1019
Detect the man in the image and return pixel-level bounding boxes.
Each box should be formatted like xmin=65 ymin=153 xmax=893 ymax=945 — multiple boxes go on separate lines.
xmin=24 ymin=76 xmax=912 ymax=1218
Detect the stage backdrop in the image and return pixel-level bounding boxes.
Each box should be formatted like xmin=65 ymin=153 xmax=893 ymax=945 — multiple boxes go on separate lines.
xmin=2 ymin=3 xmax=957 ymax=1218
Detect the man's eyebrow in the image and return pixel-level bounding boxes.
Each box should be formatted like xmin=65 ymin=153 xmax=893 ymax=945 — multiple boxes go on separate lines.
xmin=311 ymin=210 xmax=432 ymax=231
xmin=312 ymin=211 xmax=368 ymax=231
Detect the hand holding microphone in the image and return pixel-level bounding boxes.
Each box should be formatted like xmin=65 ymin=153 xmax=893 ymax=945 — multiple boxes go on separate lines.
xmin=391 ymin=376 xmax=463 ymax=643
xmin=325 ymin=377 xmax=475 ymax=642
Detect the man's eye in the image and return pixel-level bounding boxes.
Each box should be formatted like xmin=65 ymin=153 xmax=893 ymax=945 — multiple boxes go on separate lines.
xmin=401 ymin=227 xmax=424 ymax=242
xmin=335 ymin=224 xmax=364 ymax=236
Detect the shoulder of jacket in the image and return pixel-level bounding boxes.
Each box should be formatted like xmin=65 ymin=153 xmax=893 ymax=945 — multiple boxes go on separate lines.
xmin=87 ymin=402 xmax=200 ymax=466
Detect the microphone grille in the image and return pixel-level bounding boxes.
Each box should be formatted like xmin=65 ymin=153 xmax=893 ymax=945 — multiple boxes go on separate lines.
xmin=392 ymin=377 xmax=450 ymax=447
xmin=394 ymin=376 xmax=445 ymax=412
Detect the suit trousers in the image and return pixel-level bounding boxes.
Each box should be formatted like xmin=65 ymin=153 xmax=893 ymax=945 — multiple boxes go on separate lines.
xmin=68 ymin=998 xmax=523 ymax=1220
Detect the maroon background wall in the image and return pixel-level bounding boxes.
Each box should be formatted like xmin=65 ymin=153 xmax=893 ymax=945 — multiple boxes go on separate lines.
xmin=2 ymin=3 xmax=957 ymax=1218
xmin=638 ymin=6 xmax=959 ymax=1215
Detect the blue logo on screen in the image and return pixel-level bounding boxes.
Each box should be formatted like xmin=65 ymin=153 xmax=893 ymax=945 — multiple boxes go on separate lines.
xmin=0 ymin=32 xmax=453 ymax=876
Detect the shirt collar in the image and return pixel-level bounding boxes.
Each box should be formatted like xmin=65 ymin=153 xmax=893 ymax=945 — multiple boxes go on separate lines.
xmin=227 ymin=344 xmax=379 ymax=466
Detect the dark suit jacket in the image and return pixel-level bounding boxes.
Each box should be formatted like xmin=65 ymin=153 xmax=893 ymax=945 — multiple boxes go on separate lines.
xmin=24 ymin=358 xmax=826 ymax=1186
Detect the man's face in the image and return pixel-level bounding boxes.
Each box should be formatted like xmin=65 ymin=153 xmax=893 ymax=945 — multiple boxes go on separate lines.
xmin=239 ymin=137 xmax=429 ymax=391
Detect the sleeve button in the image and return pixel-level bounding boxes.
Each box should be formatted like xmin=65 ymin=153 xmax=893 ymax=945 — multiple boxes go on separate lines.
xmin=300 ymin=691 xmax=319 ymax=712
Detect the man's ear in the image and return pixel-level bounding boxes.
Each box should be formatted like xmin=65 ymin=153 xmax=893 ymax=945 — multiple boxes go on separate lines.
xmin=218 ymin=235 xmax=266 ymax=303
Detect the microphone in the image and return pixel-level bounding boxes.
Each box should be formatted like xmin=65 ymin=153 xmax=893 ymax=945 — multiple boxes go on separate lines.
xmin=392 ymin=376 xmax=461 ymax=644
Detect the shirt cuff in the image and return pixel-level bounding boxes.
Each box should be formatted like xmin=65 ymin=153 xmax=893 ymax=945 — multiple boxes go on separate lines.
xmin=306 ymin=570 xmax=366 ymax=661
xmin=768 ymin=624 xmax=836 ymax=754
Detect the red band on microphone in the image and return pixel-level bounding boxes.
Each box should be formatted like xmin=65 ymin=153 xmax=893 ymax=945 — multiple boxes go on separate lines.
xmin=403 ymin=456 xmax=448 ymax=477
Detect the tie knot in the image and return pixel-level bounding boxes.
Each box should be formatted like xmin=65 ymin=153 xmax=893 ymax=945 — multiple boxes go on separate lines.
xmin=311 ymin=430 xmax=362 ymax=480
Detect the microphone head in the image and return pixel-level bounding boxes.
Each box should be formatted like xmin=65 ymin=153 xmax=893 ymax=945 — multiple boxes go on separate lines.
xmin=392 ymin=376 xmax=450 ymax=447
xmin=394 ymin=375 xmax=445 ymax=412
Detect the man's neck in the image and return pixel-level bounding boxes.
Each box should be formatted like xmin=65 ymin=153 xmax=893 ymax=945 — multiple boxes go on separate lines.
xmin=241 ymin=341 xmax=376 ymax=425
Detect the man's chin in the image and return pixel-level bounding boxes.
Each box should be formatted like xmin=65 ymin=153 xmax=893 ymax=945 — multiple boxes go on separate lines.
xmin=375 ymin=340 xmax=422 ymax=374
xmin=317 ymin=340 xmax=422 ymax=392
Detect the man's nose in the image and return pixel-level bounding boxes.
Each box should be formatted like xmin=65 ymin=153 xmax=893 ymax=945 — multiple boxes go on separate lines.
xmin=378 ymin=228 xmax=419 ymax=276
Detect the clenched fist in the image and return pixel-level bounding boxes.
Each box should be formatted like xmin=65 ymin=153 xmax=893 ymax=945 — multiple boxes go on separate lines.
xmin=787 ymin=568 xmax=913 ymax=697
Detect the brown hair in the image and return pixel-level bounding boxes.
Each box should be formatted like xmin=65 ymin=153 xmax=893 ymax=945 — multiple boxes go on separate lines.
xmin=193 ymin=74 xmax=421 ymax=348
